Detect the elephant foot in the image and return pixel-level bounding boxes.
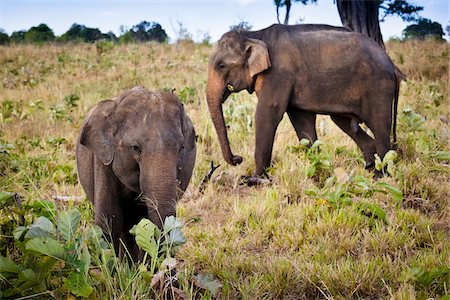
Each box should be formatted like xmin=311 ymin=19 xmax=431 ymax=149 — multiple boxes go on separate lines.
xmin=365 ymin=161 xmax=375 ymax=170
xmin=239 ymin=175 xmax=272 ymax=186
xmin=373 ymin=169 xmax=384 ymax=179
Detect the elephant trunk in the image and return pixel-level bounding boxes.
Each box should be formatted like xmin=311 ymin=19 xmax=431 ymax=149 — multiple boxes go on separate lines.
xmin=140 ymin=153 xmax=178 ymax=229
xmin=206 ymin=66 xmax=242 ymax=166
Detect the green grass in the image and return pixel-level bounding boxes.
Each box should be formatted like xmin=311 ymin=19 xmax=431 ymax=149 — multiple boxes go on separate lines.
xmin=0 ymin=39 xmax=449 ymax=299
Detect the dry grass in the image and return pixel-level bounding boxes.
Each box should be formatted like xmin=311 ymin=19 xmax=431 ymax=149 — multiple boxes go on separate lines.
xmin=0 ymin=39 xmax=449 ymax=299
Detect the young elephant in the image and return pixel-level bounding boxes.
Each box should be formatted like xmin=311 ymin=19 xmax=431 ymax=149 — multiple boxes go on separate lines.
xmin=76 ymin=87 xmax=196 ymax=261
xmin=206 ymin=24 xmax=401 ymax=177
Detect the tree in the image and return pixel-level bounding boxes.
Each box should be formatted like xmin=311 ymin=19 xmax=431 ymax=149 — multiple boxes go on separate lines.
xmin=274 ymin=0 xmax=317 ymax=25
xmin=230 ymin=21 xmax=253 ymax=31
xmin=60 ymin=23 xmax=116 ymax=43
xmin=337 ymin=0 xmax=423 ymax=47
xmin=130 ymin=21 xmax=168 ymax=43
xmin=403 ymin=18 xmax=445 ymax=40
xmin=24 ymin=23 xmax=55 ymax=43
xmin=273 ymin=0 xmax=423 ymax=47
xmin=10 ymin=30 xmax=26 ymax=44
xmin=0 ymin=28 xmax=9 ymax=45
xmin=337 ymin=0 xmax=384 ymax=47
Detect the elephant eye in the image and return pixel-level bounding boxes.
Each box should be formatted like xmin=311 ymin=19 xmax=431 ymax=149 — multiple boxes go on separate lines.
xmin=216 ymin=61 xmax=226 ymax=70
xmin=130 ymin=145 xmax=141 ymax=155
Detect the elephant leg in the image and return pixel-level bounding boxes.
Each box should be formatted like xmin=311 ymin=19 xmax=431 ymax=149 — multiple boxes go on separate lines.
xmin=330 ymin=115 xmax=377 ymax=168
xmin=254 ymin=93 xmax=290 ymax=176
xmin=93 ymin=159 xmax=127 ymax=258
xmin=287 ymin=108 xmax=317 ymax=145
xmin=123 ymin=200 xmax=147 ymax=262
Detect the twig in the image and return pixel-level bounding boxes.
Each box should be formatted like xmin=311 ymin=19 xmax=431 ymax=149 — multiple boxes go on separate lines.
xmin=198 ymin=161 xmax=220 ymax=193
xmin=13 ymin=193 xmax=25 ymax=226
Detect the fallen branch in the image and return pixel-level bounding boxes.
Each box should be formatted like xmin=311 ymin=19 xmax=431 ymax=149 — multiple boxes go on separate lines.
xmin=198 ymin=161 xmax=220 ymax=193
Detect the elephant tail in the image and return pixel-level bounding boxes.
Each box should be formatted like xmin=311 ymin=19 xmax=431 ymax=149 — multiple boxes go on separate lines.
xmin=392 ymin=65 xmax=406 ymax=150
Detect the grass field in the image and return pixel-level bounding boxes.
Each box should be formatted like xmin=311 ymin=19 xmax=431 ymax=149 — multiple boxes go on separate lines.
xmin=0 ymin=39 xmax=448 ymax=299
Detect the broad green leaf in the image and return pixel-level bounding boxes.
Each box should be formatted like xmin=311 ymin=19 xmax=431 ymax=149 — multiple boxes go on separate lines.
xmin=163 ymin=216 xmax=184 ymax=232
xmin=377 ymin=182 xmax=403 ymax=203
xmin=160 ymin=256 xmax=177 ymax=271
xmin=192 ymin=274 xmax=223 ymax=298
xmin=163 ymin=216 xmax=187 ymax=247
xmin=13 ymin=226 xmax=27 ymax=240
xmin=356 ymin=202 xmax=388 ymax=224
xmin=0 ymin=255 xmax=19 ymax=273
xmin=374 ymin=154 xmax=383 ymax=171
xmin=300 ymin=138 xmax=310 ymax=147
xmin=78 ymin=243 xmax=91 ymax=276
xmin=64 ymin=272 xmax=93 ymax=298
xmin=14 ymin=269 xmax=41 ymax=293
xmin=382 ymin=150 xmax=397 ymax=165
xmin=0 ymin=191 xmax=14 ymax=209
xmin=25 ymin=237 xmax=67 ymax=261
xmin=59 ymin=208 xmax=81 ymax=242
xmin=25 ymin=216 xmax=55 ymax=239
xmin=306 ymin=164 xmax=316 ymax=178
xmin=129 ymin=218 xmax=159 ymax=258
xmin=310 ymin=140 xmax=323 ymax=150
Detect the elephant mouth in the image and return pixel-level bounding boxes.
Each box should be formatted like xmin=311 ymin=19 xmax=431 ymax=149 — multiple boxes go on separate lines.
xmin=222 ymin=88 xmax=231 ymax=103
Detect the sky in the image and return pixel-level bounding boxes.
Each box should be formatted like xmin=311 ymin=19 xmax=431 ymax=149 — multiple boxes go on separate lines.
xmin=0 ymin=0 xmax=448 ymax=42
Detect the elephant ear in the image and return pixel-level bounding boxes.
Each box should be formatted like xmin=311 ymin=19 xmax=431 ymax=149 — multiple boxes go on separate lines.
xmin=180 ymin=104 xmax=196 ymax=153
xmin=80 ymin=100 xmax=117 ymax=165
xmin=245 ymin=38 xmax=271 ymax=78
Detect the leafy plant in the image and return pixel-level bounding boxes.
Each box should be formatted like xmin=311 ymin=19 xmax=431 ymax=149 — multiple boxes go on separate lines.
xmin=0 ymin=206 xmax=107 ymax=298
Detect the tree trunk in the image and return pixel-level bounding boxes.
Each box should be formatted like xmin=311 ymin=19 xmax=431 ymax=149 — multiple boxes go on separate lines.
xmin=336 ymin=0 xmax=385 ymax=48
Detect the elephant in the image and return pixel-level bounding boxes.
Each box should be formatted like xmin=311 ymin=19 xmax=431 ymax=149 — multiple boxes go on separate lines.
xmin=206 ymin=24 xmax=401 ymax=178
xmin=76 ymin=86 xmax=196 ymax=262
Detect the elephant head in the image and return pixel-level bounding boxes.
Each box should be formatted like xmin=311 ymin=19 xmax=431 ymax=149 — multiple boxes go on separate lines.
xmin=79 ymin=87 xmax=196 ymax=229
xmin=206 ymin=31 xmax=271 ymax=166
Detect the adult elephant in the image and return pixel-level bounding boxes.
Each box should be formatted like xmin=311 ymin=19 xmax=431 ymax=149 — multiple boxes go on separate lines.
xmin=76 ymin=87 xmax=196 ymax=261
xmin=206 ymin=24 xmax=400 ymax=177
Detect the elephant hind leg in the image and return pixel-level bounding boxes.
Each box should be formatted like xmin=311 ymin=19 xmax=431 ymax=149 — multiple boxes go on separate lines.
xmin=287 ymin=108 xmax=317 ymax=145
xmin=331 ymin=115 xmax=377 ymax=168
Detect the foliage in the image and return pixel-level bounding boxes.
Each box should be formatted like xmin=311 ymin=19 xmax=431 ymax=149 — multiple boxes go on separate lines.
xmin=129 ymin=21 xmax=168 ymax=43
xmin=230 ymin=21 xmax=253 ymax=32
xmin=24 ymin=23 xmax=55 ymax=44
xmin=0 ymin=198 xmax=106 ymax=298
xmin=379 ymin=0 xmax=423 ymax=22
xmin=403 ymin=18 xmax=445 ymax=40
xmin=0 ymin=28 xmax=8 ymax=45
xmin=274 ymin=0 xmax=423 ymax=26
xmin=9 ymin=30 xmax=26 ymax=44
xmin=59 ymin=23 xmax=117 ymax=43
xmin=274 ymin=0 xmax=317 ymax=24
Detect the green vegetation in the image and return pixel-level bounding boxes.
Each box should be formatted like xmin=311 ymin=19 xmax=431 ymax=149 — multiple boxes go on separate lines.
xmin=403 ymin=18 xmax=446 ymax=41
xmin=0 ymin=20 xmax=169 ymax=45
xmin=0 ymin=39 xmax=448 ymax=299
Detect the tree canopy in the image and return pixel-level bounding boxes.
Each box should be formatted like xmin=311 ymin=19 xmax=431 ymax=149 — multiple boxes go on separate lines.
xmin=129 ymin=21 xmax=168 ymax=43
xmin=59 ymin=23 xmax=117 ymax=43
xmin=0 ymin=21 xmax=169 ymax=45
xmin=274 ymin=0 xmax=424 ymax=47
xmin=403 ymin=18 xmax=445 ymax=40
xmin=230 ymin=21 xmax=253 ymax=32
xmin=24 ymin=23 xmax=55 ymax=43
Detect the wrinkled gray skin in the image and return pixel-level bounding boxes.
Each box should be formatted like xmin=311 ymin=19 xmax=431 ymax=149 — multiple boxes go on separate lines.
xmin=206 ymin=24 xmax=400 ymax=177
xmin=76 ymin=87 xmax=196 ymax=262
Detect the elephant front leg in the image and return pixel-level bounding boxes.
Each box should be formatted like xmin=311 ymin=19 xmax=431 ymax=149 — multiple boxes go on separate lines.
xmin=254 ymin=99 xmax=288 ymax=177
